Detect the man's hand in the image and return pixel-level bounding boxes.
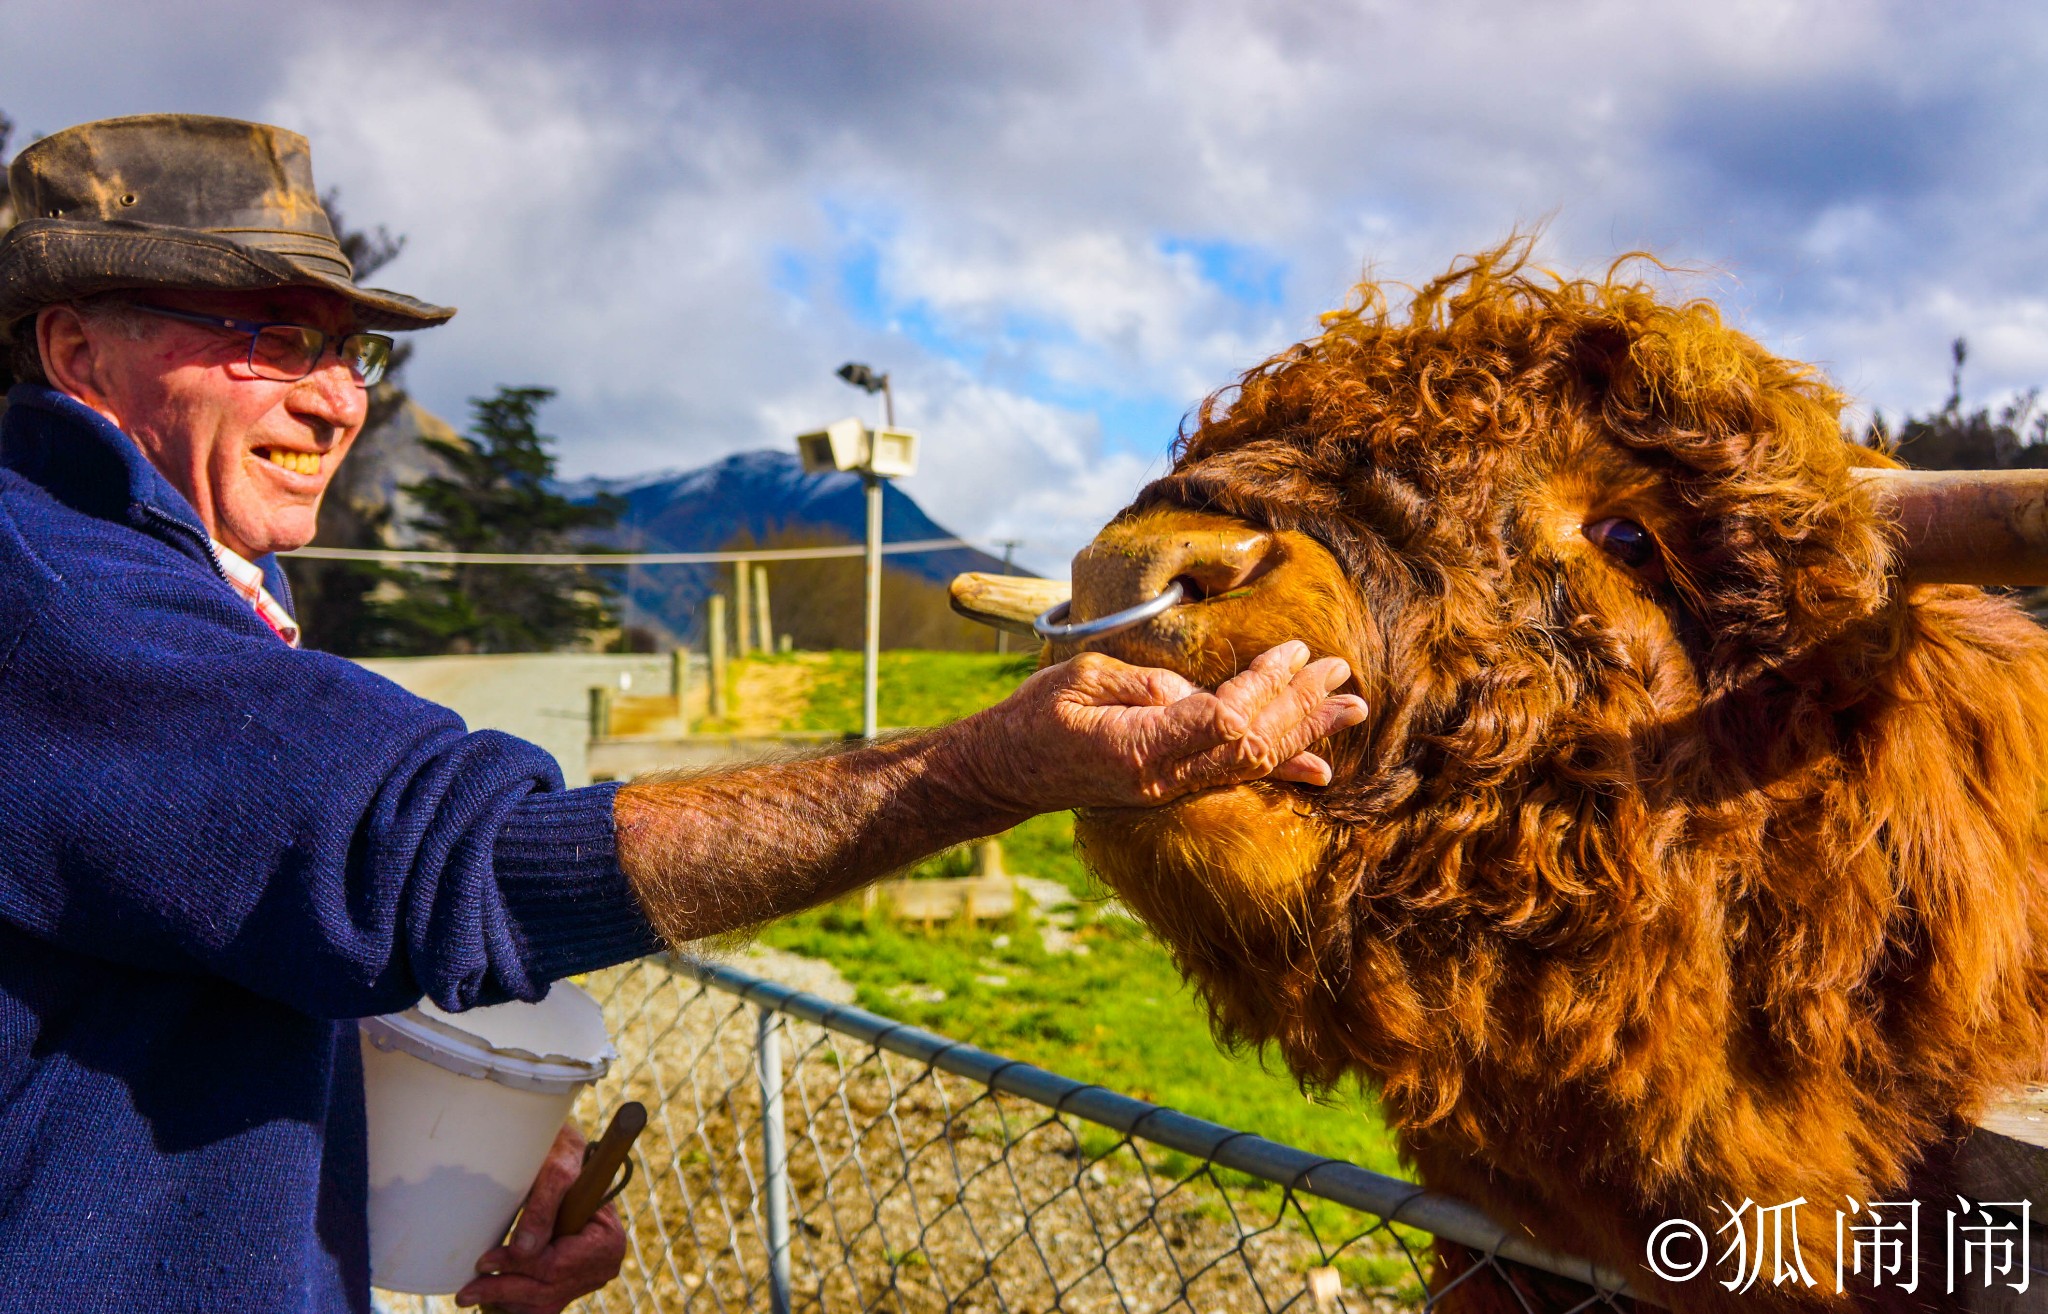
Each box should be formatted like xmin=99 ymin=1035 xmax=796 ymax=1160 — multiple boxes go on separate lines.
xmin=455 ymin=1122 xmax=626 ymax=1313
xmin=950 ymin=641 xmax=1368 ymax=814
xmin=615 ymin=640 xmax=1366 ymax=946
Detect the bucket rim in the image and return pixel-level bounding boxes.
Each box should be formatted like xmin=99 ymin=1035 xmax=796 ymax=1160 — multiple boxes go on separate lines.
xmin=359 ymin=995 xmax=615 ymax=1096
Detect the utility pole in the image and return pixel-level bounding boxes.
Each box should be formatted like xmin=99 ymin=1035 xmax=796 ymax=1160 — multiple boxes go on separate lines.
xmin=993 ymin=539 xmax=1022 ymax=655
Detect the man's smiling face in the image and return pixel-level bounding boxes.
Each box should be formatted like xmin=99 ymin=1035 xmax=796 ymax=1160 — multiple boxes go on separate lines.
xmin=37 ymin=285 xmax=370 ymax=561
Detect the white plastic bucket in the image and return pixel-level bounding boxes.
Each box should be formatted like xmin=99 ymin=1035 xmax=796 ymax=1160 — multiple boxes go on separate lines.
xmin=358 ymin=983 xmax=616 ymax=1294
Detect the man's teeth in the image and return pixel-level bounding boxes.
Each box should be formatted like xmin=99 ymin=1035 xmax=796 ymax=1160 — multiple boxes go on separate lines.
xmin=261 ymin=449 xmax=321 ymax=475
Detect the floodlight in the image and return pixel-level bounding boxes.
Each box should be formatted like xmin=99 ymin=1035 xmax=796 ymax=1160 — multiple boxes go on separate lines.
xmin=796 ymin=417 xmax=868 ymax=474
xmin=867 ymin=426 xmax=919 ymax=478
xmin=837 ymin=362 xmax=886 ymax=394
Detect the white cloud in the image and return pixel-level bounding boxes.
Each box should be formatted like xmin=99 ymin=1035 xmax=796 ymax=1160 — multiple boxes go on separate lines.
xmin=907 ymin=370 xmax=1168 ymax=576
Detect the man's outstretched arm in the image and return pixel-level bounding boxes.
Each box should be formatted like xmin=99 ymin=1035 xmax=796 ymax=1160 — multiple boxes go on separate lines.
xmin=500 ymin=642 xmax=1364 ymax=1311
xmin=615 ymin=642 xmax=1366 ymax=944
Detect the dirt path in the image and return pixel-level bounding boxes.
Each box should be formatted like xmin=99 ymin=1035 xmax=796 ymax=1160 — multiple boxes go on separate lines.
xmin=681 ymin=653 xmax=833 ymax=735
xmin=727 ymin=658 xmax=822 ymax=733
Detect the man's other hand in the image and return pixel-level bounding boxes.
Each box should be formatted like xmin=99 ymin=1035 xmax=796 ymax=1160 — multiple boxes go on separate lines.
xmin=955 ymin=641 xmax=1368 ymax=814
xmin=454 ymin=1122 xmax=626 ymax=1313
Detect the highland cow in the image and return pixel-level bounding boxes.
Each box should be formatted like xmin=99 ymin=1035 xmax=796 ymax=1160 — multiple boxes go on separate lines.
xmin=1012 ymin=245 xmax=2048 ymax=1311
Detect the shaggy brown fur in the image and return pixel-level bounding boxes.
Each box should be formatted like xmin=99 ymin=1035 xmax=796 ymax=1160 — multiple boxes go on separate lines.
xmin=1069 ymin=241 xmax=2048 ymax=1311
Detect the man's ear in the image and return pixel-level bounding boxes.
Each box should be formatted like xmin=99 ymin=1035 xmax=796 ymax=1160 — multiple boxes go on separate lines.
xmin=36 ymin=306 xmax=122 ymax=425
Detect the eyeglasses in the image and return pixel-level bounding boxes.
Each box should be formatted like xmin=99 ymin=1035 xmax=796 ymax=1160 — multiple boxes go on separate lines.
xmin=130 ymin=303 xmax=395 ymax=389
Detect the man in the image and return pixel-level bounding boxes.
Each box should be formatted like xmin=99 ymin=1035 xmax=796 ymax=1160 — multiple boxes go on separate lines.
xmin=0 ymin=115 xmax=1366 ymax=1313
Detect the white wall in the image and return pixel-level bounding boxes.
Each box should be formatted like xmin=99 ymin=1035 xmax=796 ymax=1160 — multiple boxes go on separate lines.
xmin=355 ymin=652 xmax=686 ymax=786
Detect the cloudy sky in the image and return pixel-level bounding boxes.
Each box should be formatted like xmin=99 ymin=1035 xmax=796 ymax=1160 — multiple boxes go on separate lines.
xmin=6 ymin=0 xmax=2047 ymax=570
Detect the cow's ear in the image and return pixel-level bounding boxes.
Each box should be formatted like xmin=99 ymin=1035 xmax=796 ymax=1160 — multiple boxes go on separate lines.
xmin=1566 ymin=322 xmax=1633 ymax=400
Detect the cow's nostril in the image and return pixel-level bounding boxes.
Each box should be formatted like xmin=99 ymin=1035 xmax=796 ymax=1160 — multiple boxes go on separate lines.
xmin=1172 ymin=544 xmax=1272 ymax=602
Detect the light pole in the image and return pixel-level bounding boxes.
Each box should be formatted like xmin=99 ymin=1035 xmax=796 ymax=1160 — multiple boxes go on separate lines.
xmin=837 ymin=364 xmax=889 ymax=742
xmin=799 ymin=364 xmax=918 ymax=741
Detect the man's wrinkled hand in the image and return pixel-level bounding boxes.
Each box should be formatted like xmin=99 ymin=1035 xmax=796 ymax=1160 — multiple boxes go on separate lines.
xmin=956 ymin=640 xmax=1368 ymax=814
xmin=455 ymin=1122 xmax=626 ymax=1314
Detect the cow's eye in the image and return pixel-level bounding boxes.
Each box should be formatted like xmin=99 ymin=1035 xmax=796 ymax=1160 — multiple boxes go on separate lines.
xmin=1584 ymin=517 xmax=1658 ymax=569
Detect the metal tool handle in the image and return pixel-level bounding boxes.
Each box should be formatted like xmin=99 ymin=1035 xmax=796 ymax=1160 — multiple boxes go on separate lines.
xmin=554 ymin=1101 xmax=647 ymax=1238
xmin=1032 ymin=580 xmax=1184 ymax=641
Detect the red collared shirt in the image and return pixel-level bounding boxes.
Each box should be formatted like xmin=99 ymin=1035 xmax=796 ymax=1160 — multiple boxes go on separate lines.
xmin=210 ymin=540 xmax=301 ymax=648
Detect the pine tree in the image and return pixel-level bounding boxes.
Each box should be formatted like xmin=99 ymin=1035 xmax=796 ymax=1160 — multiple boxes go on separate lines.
xmin=366 ymin=386 xmax=625 ymax=653
xmin=1868 ymin=338 xmax=2048 ymax=471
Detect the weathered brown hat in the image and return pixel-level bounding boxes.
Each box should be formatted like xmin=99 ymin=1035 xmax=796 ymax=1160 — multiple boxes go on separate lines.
xmin=0 ymin=113 xmax=453 ymax=334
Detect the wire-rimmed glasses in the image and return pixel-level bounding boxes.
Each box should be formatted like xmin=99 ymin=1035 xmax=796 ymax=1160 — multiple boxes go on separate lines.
xmin=131 ymin=303 xmax=395 ymax=389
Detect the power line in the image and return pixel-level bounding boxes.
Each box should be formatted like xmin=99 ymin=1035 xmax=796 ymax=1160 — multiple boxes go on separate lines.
xmin=284 ymin=537 xmax=976 ymax=567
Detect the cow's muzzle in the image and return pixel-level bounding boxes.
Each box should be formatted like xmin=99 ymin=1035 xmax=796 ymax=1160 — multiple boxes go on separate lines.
xmin=1065 ymin=512 xmax=1275 ymax=635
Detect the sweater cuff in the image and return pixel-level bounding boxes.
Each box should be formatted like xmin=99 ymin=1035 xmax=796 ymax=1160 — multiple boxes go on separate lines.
xmin=494 ymin=782 xmax=665 ymax=983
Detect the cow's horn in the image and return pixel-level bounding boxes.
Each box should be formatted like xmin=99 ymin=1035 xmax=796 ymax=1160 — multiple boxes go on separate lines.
xmin=1854 ymin=466 xmax=2048 ymax=586
xmin=950 ymin=572 xmax=1069 ymax=636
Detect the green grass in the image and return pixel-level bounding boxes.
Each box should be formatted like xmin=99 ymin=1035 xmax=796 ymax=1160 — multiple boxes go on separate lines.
xmin=743 ymin=648 xmax=1043 ymax=732
xmin=760 ymin=822 xmax=1401 ymax=1179
xmin=751 ymin=650 xmax=1410 ymax=1191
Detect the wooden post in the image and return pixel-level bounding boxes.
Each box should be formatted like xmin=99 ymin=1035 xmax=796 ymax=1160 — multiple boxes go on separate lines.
xmin=753 ymin=564 xmax=773 ymax=659
xmin=588 ymin=685 xmax=612 ymax=740
xmin=670 ymin=646 xmax=691 ymax=732
xmin=745 ymin=556 xmax=761 ymax=654
xmin=707 ymin=593 xmax=729 ymax=719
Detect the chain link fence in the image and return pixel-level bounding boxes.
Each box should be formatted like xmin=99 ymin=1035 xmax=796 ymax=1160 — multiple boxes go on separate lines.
xmin=377 ymin=953 xmax=1641 ymax=1313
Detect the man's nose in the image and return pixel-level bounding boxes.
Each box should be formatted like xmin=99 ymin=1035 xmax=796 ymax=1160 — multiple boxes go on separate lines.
xmin=289 ymin=358 xmax=369 ymax=436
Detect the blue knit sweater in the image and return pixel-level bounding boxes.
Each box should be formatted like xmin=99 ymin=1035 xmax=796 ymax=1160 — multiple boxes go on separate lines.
xmin=0 ymin=386 xmax=664 ymax=1312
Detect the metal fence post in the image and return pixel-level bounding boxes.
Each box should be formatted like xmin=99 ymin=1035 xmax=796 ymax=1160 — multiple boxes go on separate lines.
xmin=757 ymin=1006 xmax=792 ymax=1314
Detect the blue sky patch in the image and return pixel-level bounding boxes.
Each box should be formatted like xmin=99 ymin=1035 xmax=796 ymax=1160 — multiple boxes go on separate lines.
xmin=814 ymin=204 xmax=1193 ymax=458
xmin=769 ymin=245 xmax=813 ymax=301
xmin=1160 ymin=237 xmax=1289 ymax=308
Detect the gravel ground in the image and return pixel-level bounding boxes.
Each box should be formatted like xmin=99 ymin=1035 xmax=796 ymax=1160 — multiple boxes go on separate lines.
xmin=578 ymin=952 xmax=1424 ymax=1313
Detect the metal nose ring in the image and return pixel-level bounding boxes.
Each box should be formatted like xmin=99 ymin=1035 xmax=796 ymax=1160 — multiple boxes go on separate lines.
xmin=1032 ymin=580 xmax=1186 ymax=641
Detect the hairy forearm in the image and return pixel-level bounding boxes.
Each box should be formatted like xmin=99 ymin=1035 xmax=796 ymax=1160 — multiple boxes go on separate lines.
xmin=612 ymin=644 xmax=1366 ymax=945
xmin=614 ymin=720 xmax=1026 ymax=945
